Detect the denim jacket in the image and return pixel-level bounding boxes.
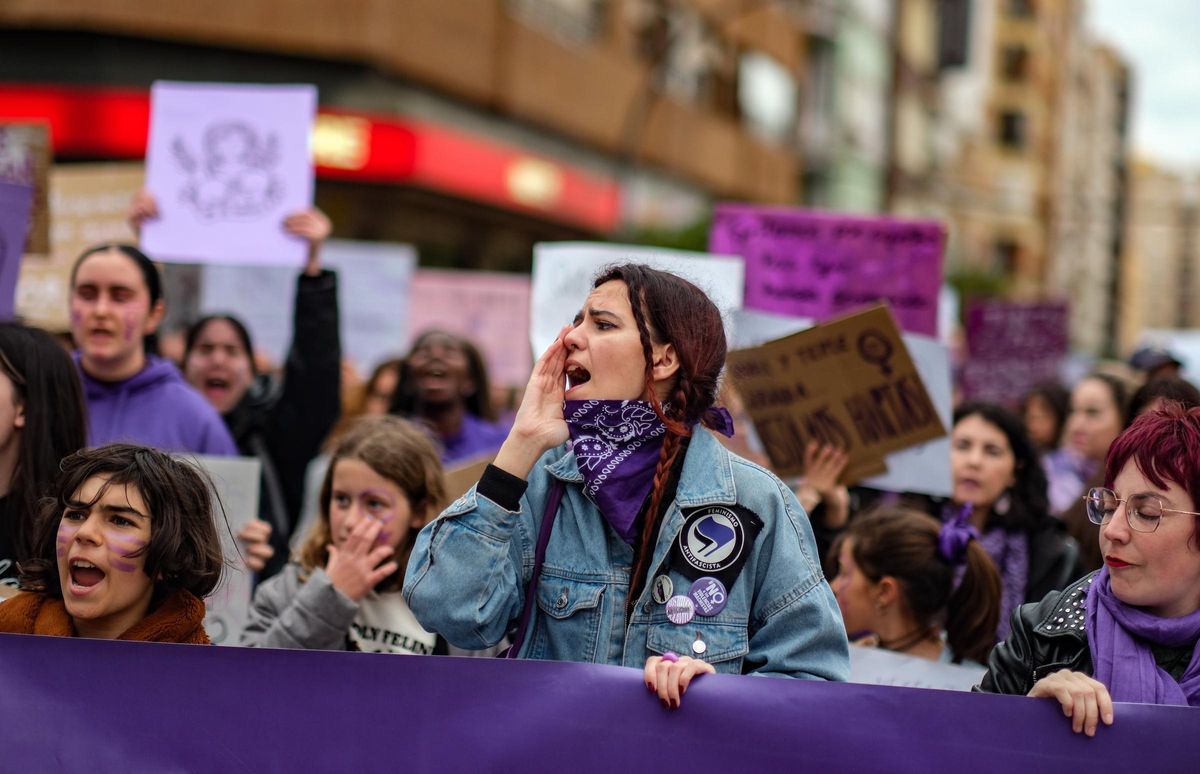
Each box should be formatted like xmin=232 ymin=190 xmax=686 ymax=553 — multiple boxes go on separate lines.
xmin=404 ymin=428 xmax=849 ymax=680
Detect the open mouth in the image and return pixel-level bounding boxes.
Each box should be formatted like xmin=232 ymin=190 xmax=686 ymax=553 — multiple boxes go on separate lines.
xmin=69 ymin=559 xmax=106 ymax=590
xmin=566 ymin=365 xmax=592 ymax=391
xmin=204 ymin=376 xmax=231 ymax=391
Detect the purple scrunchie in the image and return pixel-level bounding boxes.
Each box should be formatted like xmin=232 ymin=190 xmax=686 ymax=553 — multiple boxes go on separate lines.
xmin=938 ymin=502 xmax=978 ymax=566
xmin=702 ymin=406 xmax=735 ymax=438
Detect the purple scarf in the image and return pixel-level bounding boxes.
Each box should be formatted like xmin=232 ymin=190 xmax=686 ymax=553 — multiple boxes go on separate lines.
xmin=1086 ymin=567 xmax=1200 ymax=706
xmin=975 ymin=527 xmax=1028 ymax=641
xmin=564 ymin=400 xmax=733 ymax=544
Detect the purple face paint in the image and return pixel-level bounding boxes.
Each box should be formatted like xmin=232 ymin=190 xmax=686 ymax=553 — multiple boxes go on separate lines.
xmin=122 ymin=311 xmax=139 ymax=343
xmin=105 ymin=532 xmax=148 ymax=572
xmin=55 ymin=521 xmax=79 ymax=558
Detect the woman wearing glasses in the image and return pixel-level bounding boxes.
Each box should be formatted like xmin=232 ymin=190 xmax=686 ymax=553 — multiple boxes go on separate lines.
xmin=979 ymin=402 xmax=1200 ymax=734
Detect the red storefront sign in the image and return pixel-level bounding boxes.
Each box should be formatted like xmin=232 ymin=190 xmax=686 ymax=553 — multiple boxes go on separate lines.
xmin=0 ymin=84 xmax=620 ymax=232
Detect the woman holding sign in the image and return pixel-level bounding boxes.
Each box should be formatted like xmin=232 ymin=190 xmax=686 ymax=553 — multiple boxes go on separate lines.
xmin=980 ymin=403 xmax=1200 ymax=732
xmin=405 ymin=264 xmax=848 ymax=708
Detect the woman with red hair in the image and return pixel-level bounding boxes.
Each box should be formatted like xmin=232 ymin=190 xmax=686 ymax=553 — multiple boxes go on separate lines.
xmin=980 ymin=402 xmax=1200 ymax=733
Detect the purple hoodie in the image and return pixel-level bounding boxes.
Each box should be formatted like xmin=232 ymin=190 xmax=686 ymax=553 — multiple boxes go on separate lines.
xmin=75 ymin=354 xmax=238 ymax=456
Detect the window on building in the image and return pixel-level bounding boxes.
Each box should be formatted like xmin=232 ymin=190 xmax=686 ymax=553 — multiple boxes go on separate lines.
xmin=992 ymin=239 xmax=1020 ymax=276
xmin=1001 ymin=45 xmax=1028 ymax=81
xmin=509 ymin=0 xmax=608 ymax=44
xmin=738 ymin=51 xmax=798 ymax=145
xmin=1006 ymin=0 xmax=1035 ymax=18
xmin=998 ymin=110 xmax=1027 ymax=149
xmin=938 ymin=0 xmax=972 ymax=69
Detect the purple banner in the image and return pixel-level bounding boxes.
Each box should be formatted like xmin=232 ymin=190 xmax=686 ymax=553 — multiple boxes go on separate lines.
xmin=960 ymin=299 xmax=1070 ymax=405
xmin=0 ymin=181 xmax=34 ymax=319
xmin=1 ymin=632 xmax=1196 ymax=771
xmin=710 ymin=203 xmax=945 ymax=336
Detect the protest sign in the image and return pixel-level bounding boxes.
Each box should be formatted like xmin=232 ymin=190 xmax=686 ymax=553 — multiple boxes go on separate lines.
xmin=960 ymin=299 xmax=1069 ymax=405
xmin=530 ymin=242 xmax=744 ymax=357
xmin=0 ymin=181 xmax=33 ymax=319
xmin=849 ymin=645 xmax=985 ymax=692
xmin=3 ymin=633 xmax=1197 ymax=772
xmin=437 ymin=454 xmax=495 ymax=514
xmin=0 ymin=122 xmax=50 ymax=255
xmin=199 ymin=239 xmax=416 ymax=372
xmin=15 ymin=162 xmax=143 ymax=331
xmin=727 ymin=305 xmax=945 ymax=482
xmin=187 ymin=454 xmax=261 ymax=646
xmin=141 ymin=81 xmax=316 ymax=266
xmin=408 ymin=269 xmax=532 ymax=388
xmin=710 ymin=203 xmax=945 ymax=337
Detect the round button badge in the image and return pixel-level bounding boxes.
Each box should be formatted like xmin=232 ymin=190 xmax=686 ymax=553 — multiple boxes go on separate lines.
xmin=651 ymin=574 xmax=674 ymax=605
xmin=665 ymin=595 xmax=695 ymax=625
xmin=688 ymin=577 xmax=728 ymax=617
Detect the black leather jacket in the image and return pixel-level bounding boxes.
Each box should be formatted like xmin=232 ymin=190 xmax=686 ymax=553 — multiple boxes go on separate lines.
xmin=977 ymin=572 xmax=1097 ymax=695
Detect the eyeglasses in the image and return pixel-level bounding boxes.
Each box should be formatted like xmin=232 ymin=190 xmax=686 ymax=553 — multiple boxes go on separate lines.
xmin=1083 ymin=487 xmax=1200 ymax=533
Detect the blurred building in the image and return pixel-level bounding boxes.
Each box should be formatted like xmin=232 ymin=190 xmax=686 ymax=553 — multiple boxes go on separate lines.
xmin=1118 ymin=160 xmax=1193 ymax=352
xmin=0 ymin=0 xmax=824 ymax=271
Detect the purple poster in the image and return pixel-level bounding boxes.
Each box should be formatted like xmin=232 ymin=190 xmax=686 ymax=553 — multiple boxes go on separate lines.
xmin=0 ymin=181 xmax=34 ymax=319
xmin=960 ymin=299 xmax=1070 ymax=404
xmin=141 ymin=81 xmax=317 ymax=266
xmin=710 ymin=203 xmax=945 ymax=336
xmin=2 ymin=631 xmax=1198 ymax=772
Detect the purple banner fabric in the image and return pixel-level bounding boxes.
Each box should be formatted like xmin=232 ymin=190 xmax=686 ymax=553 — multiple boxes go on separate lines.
xmin=960 ymin=299 xmax=1069 ymax=404
xmin=2 ymin=632 xmax=1197 ymax=772
xmin=0 ymin=181 xmax=34 ymax=319
xmin=710 ymin=203 xmax=945 ymax=336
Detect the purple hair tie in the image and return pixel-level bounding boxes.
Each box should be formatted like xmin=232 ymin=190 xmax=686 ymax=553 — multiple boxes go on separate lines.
xmin=938 ymin=502 xmax=978 ymax=566
xmin=702 ymin=406 xmax=735 ymax=438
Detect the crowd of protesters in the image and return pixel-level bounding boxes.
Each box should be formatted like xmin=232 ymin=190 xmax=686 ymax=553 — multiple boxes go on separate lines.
xmin=1 ymin=195 xmax=1199 ymax=734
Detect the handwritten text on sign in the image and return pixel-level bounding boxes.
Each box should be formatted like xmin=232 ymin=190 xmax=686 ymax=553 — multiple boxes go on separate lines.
xmin=960 ymin=299 xmax=1069 ymax=405
xmin=709 ymin=204 xmax=945 ymax=337
xmin=727 ymin=305 xmax=945 ymax=482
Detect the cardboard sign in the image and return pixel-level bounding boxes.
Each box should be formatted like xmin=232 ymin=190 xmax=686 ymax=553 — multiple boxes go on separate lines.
xmin=0 ymin=181 xmax=33 ymax=319
xmin=142 ymin=81 xmax=317 ymax=266
xmin=530 ymin=241 xmax=744 ymax=358
xmin=960 ymin=299 xmax=1069 ymax=405
xmin=436 ymin=454 xmax=495 ymax=515
xmin=15 ymin=162 xmax=143 ymax=331
xmin=726 ymin=305 xmax=945 ymax=482
xmin=199 ymin=238 xmax=416 ymax=373
xmin=0 ymin=122 xmax=51 ymax=255
xmin=186 ymin=454 xmax=261 ymax=647
xmin=710 ymin=204 xmax=945 ymax=337
xmin=408 ymin=269 xmax=532 ymax=389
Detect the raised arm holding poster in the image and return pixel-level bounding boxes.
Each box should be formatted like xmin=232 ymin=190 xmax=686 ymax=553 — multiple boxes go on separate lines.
xmin=0 ymin=181 xmax=34 ymax=319
xmin=530 ymin=241 xmax=744 ymax=356
xmin=726 ymin=304 xmax=945 ymax=484
xmin=141 ymin=81 xmax=317 ymax=267
xmin=710 ymin=204 xmax=945 ymax=337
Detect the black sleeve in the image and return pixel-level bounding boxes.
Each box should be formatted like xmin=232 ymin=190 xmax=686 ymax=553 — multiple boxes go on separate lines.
xmin=977 ymin=605 xmax=1038 ymax=695
xmin=476 ymin=465 xmax=528 ymax=512
xmin=265 ymin=269 xmax=342 ymax=520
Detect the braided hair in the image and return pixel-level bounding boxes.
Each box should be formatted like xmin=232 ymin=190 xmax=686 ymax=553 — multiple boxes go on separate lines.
xmin=589 ymin=265 xmax=726 ymax=608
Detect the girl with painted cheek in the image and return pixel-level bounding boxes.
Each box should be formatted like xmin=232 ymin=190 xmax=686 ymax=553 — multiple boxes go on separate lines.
xmin=946 ymin=403 xmax=1082 ymax=640
xmin=0 ymin=444 xmax=224 ymax=643
xmin=981 ymin=403 xmax=1200 ymax=734
xmin=405 ymin=264 xmax=849 ymax=711
xmin=68 ymin=244 xmax=237 ymax=457
xmin=242 ymin=416 xmax=454 ymax=655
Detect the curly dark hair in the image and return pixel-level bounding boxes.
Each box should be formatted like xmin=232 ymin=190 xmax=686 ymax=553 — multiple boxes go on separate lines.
xmin=20 ymin=444 xmax=225 ymax=601
xmin=953 ymin=401 xmax=1050 ymax=534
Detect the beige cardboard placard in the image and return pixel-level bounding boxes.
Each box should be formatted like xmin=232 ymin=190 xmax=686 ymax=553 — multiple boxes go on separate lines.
xmin=727 ymin=304 xmax=945 ymax=483
xmin=0 ymin=122 xmax=51 ymax=255
xmin=436 ymin=454 xmax=495 ymax=516
xmin=16 ymin=162 xmax=143 ymax=331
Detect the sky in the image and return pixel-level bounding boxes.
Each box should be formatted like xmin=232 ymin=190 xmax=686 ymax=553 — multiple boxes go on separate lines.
xmin=1090 ymin=0 xmax=1200 ymax=170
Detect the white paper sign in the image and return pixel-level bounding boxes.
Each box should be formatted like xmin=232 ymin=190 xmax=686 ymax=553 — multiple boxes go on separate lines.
xmin=185 ymin=454 xmax=261 ymax=646
xmin=200 ymin=239 xmax=417 ymax=372
xmin=848 ymin=645 xmax=985 ymax=692
xmin=142 ymin=81 xmax=317 ymax=266
xmin=530 ymin=242 xmax=745 ymax=357
xmin=731 ymin=310 xmax=953 ymax=497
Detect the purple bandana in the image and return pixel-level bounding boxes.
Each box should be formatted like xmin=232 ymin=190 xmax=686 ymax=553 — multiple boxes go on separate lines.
xmin=1086 ymin=567 xmax=1200 ymax=706
xmin=565 ymin=400 xmax=669 ymax=544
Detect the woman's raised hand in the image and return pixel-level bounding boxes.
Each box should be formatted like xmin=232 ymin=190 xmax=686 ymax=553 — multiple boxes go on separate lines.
xmin=282 ymin=208 xmax=332 ymax=276
xmin=492 ymin=325 xmax=572 ymax=480
xmin=127 ymin=190 xmax=160 ymax=236
xmin=644 ymin=654 xmax=716 ymax=710
xmin=1028 ymin=669 xmax=1114 ymax=736
xmin=236 ymin=518 xmax=275 ymax=573
xmin=325 ymin=518 xmax=398 ymax=603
